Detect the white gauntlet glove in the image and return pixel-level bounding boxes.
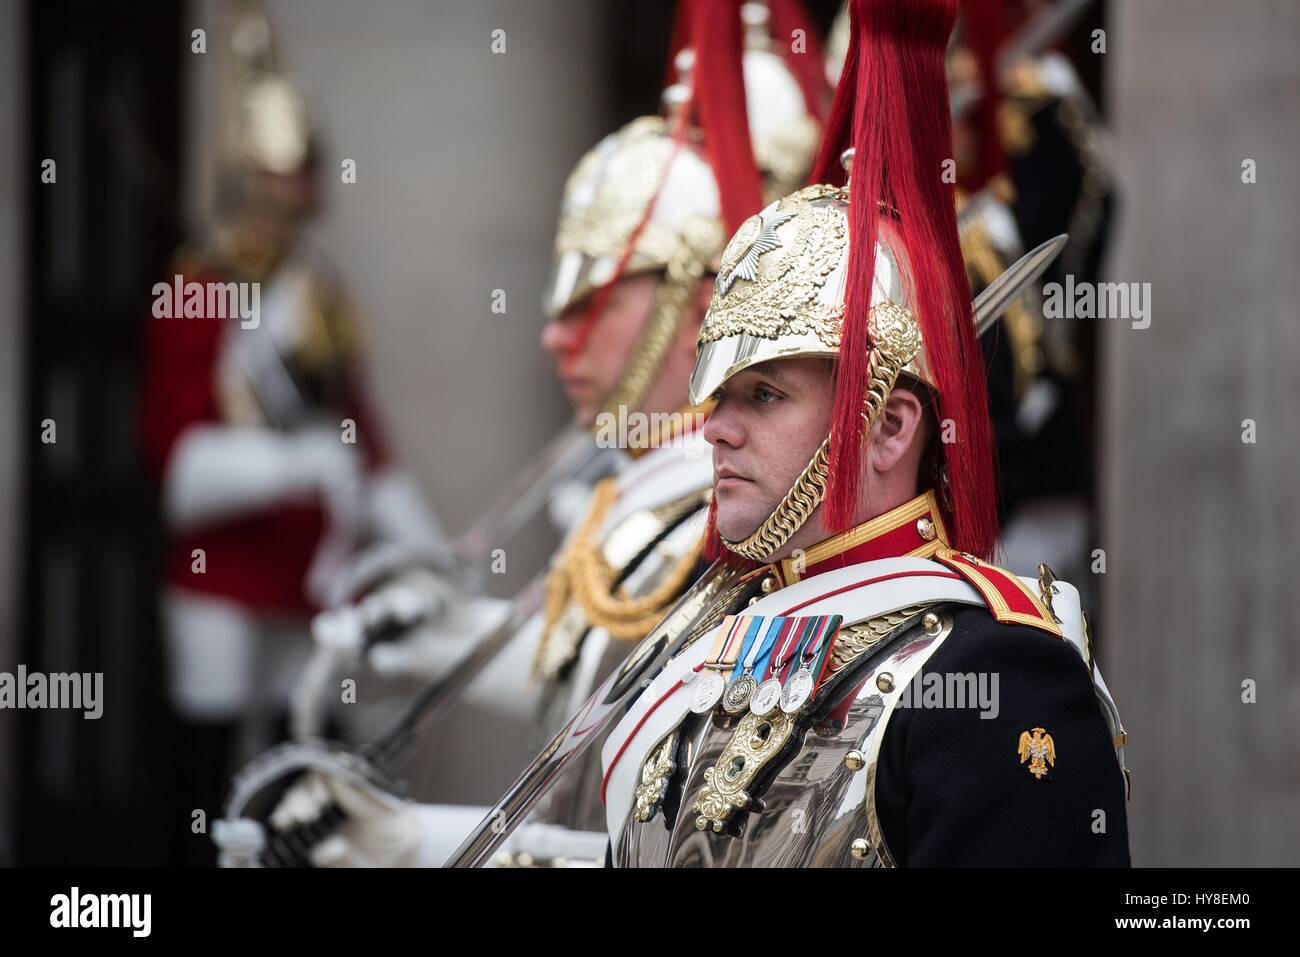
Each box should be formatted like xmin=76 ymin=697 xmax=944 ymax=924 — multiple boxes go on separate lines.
xmin=365 ymin=592 xmax=512 ymax=681
xmin=163 ymin=423 xmax=365 ymax=532
xmin=269 ymin=771 xmax=424 ymax=869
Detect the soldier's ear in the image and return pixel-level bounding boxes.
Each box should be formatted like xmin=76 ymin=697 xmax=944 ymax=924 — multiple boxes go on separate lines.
xmin=868 ymin=388 xmax=926 ymax=475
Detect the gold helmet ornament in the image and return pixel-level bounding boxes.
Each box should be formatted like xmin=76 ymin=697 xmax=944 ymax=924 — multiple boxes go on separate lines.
xmin=238 ymin=75 xmax=311 ymax=175
xmin=221 ymin=0 xmax=314 ymax=177
xmin=693 ymin=0 xmax=1002 ymax=564
xmin=543 ymin=0 xmax=827 ymax=421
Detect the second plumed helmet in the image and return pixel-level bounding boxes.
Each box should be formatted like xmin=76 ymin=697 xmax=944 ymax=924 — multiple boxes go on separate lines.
xmin=542 ymin=0 xmax=827 ymax=421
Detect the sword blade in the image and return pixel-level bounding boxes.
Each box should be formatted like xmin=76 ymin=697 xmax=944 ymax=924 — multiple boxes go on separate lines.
xmin=973 ymin=234 xmax=1067 ymax=336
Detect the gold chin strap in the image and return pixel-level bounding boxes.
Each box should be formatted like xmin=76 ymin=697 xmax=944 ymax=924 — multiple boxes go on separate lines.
xmin=721 ymin=301 xmax=923 ymax=563
xmin=597 ymin=217 xmax=719 ymax=421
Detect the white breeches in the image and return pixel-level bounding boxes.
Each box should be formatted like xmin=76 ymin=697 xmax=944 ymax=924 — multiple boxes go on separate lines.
xmin=162 ymin=587 xmax=311 ymax=723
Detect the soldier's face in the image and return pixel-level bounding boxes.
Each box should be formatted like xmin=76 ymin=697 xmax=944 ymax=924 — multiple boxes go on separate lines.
xmin=703 ymin=359 xmax=834 ymax=553
xmin=541 ymin=273 xmax=661 ymax=426
xmin=249 ymin=165 xmax=320 ymax=223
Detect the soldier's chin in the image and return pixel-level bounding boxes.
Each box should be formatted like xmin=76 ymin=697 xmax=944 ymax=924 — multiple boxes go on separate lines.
xmin=569 ymin=402 xmax=599 ymax=431
xmin=713 ymin=498 xmax=772 ymax=545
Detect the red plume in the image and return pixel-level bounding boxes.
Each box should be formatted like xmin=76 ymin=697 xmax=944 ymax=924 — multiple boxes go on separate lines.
xmin=690 ymin=0 xmax=767 ymax=564
xmin=811 ymin=0 xmax=998 ymax=559
xmin=691 ymin=0 xmax=764 ymax=234
xmin=960 ymin=0 xmax=1009 ymax=190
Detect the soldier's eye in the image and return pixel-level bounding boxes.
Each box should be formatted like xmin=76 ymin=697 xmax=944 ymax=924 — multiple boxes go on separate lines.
xmin=754 ymin=386 xmax=780 ymax=404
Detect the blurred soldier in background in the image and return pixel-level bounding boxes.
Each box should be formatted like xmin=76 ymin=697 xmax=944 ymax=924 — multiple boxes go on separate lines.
xmin=951 ymin=0 xmax=1113 ymax=596
xmin=139 ymin=1 xmax=447 ymax=864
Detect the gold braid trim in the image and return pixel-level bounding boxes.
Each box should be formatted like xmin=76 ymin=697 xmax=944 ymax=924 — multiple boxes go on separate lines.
xmin=534 ymin=479 xmax=707 ymax=678
xmin=721 ymin=302 xmax=921 ymax=563
xmin=571 ymin=529 xmax=704 ymax=639
xmin=861 ymin=347 xmax=902 ymax=431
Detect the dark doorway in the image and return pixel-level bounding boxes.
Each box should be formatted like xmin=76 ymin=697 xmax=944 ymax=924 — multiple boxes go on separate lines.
xmin=18 ymin=0 xmax=184 ymax=866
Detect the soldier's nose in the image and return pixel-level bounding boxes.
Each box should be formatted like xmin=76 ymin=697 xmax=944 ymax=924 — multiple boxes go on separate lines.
xmin=540 ymin=316 xmax=571 ymax=356
xmin=703 ymin=401 xmax=744 ymax=449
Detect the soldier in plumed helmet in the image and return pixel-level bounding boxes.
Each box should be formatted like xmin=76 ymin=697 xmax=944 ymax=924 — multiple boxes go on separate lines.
xmin=596 ymin=0 xmax=1130 ymax=867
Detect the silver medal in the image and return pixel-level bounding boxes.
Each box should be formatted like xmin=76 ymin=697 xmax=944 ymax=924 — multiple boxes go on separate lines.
xmin=690 ymin=671 xmax=726 ymax=714
xmin=780 ymin=667 xmax=814 ymax=714
xmin=750 ymin=677 xmax=784 ymax=716
xmin=722 ymin=672 xmax=757 ymax=714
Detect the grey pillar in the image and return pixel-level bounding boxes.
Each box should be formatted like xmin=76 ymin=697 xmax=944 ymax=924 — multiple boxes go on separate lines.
xmin=1102 ymin=0 xmax=1300 ymax=865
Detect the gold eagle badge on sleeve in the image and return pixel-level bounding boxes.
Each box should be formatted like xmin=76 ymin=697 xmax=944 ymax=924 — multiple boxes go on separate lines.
xmin=1018 ymin=727 xmax=1056 ymax=779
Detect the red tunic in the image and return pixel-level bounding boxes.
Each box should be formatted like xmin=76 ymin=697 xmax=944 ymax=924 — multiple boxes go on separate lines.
xmin=139 ymin=245 xmax=390 ymax=616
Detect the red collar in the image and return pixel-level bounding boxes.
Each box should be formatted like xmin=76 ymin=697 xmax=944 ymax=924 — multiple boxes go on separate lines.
xmin=771 ymin=490 xmax=949 ymax=586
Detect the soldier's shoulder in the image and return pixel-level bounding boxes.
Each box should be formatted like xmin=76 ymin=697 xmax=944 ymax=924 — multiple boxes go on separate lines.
xmin=934 ymin=603 xmax=1083 ymax=676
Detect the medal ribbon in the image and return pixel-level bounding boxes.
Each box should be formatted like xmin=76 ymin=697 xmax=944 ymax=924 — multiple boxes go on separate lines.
xmin=750 ymin=617 xmax=791 ymax=682
xmin=807 ymin=615 xmax=845 ymax=694
xmin=779 ymin=615 xmax=842 ymax=689
xmin=729 ymin=616 xmax=781 ymax=683
xmin=707 ymin=615 xmax=748 ymax=671
xmin=726 ymin=617 xmax=763 ymax=682
xmin=765 ymin=617 xmax=803 ymax=680
xmin=780 ymin=616 xmax=822 ymax=683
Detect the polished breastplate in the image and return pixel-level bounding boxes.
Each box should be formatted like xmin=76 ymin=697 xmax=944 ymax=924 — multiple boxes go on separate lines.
xmin=613 ymin=603 xmax=959 ymax=867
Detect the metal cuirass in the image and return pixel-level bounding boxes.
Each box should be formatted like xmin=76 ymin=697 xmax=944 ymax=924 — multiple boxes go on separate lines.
xmin=612 ymin=603 xmax=959 ymax=867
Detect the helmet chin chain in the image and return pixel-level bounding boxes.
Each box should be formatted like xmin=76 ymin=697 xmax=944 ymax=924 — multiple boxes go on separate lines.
xmin=721 ymin=302 xmax=922 ymax=563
